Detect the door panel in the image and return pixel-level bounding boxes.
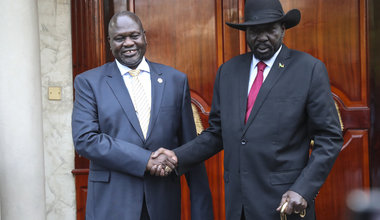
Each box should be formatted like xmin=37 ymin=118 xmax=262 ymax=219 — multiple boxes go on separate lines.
xmin=136 ymin=0 xmax=217 ymax=103
xmin=283 ymin=0 xmax=367 ymax=105
xmin=315 ymin=130 xmax=369 ymax=220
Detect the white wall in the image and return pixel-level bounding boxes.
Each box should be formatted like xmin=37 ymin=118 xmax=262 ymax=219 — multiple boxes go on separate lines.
xmin=0 ymin=0 xmax=46 ymax=219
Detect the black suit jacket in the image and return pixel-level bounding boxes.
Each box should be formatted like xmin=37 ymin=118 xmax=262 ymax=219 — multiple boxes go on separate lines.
xmin=174 ymin=45 xmax=343 ymax=220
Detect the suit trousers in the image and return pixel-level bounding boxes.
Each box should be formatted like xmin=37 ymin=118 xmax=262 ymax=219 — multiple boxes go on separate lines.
xmin=140 ymin=197 xmax=150 ymax=220
xmin=241 ymin=207 xmax=246 ymax=220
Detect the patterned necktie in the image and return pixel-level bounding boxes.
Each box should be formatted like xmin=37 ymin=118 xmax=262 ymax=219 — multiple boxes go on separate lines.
xmin=129 ymin=69 xmax=150 ymax=139
xmin=245 ymin=61 xmax=266 ymax=123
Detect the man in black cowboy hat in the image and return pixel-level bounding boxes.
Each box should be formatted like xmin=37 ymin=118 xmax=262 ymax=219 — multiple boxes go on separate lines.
xmin=153 ymin=0 xmax=343 ymax=219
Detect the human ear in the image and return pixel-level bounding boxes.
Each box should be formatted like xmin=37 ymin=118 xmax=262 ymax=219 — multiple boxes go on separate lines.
xmin=280 ymin=24 xmax=286 ymax=37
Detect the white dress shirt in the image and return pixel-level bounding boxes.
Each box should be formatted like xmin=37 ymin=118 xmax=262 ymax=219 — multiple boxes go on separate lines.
xmin=116 ymin=57 xmax=152 ymax=112
xmin=247 ymin=46 xmax=282 ymax=94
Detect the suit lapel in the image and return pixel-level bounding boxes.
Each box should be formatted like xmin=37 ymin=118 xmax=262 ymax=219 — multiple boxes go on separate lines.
xmin=146 ymin=60 xmax=165 ymax=140
xmin=243 ymin=46 xmax=291 ymax=134
xmin=238 ymin=53 xmax=255 ymax=129
xmin=105 ymin=62 xmax=145 ymax=140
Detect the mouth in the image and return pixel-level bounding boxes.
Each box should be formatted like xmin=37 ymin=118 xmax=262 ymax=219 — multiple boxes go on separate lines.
xmin=122 ymin=49 xmax=138 ymax=57
xmin=254 ymin=43 xmax=273 ymax=53
xmin=256 ymin=46 xmax=270 ymax=54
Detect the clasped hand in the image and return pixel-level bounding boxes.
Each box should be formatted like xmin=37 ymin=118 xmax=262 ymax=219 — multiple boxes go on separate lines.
xmin=146 ymin=148 xmax=178 ymax=176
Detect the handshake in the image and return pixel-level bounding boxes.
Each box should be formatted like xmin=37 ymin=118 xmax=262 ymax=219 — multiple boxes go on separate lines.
xmin=146 ymin=148 xmax=178 ymax=176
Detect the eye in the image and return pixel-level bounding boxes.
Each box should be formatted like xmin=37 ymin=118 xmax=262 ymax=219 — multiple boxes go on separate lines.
xmin=130 ymin=34 xmax=141 ymax=40
xmin=114 ymin=36 xmax=125 ymax=42
xmin=247 ymin=28 xmax=257 ymax=36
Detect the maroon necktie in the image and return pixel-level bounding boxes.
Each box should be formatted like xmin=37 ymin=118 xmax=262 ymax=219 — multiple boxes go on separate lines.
xmin=245 ymin=61 xmax=266 ymax=123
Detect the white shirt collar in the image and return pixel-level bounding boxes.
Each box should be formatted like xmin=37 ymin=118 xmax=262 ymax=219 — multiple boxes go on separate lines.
xmin=115 ymin=57 xmax=150 ymax=76
xmin=251 ymin=45 xmax=282 ymax=68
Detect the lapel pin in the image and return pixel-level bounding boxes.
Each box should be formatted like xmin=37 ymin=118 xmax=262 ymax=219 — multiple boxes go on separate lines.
xmin=279 ymin=63 xmax=284 ymax=68
xmin=157 ymin=78 xmax=163 ymax=83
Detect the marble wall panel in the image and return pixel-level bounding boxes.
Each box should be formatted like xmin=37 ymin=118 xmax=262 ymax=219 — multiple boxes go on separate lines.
xmin=38 ymin=0 xmax=76 ymax=219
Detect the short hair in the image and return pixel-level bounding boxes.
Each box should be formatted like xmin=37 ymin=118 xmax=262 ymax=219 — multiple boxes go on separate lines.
xmin=108 ymin=11 xmax=144 ymax=33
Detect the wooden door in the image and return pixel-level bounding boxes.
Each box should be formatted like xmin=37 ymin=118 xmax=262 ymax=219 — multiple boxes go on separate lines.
xmin=281 ymin=1 xmax=371 ymax=219
xmin=71 ymin=0 xmax=373 ymax=219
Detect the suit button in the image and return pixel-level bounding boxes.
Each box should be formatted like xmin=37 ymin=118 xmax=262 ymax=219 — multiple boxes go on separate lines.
xmin=241 ymin=139 xmax=247 ymax=145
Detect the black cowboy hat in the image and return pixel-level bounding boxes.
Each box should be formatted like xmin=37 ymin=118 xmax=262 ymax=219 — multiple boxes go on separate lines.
xmin=226 ymin=0 xmax=301 ymax=30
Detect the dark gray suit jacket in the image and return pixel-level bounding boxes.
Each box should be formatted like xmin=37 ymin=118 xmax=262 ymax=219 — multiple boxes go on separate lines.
xmin=174 ymin=45 xmax=343 ymax=220
xmin=72 ymin=60 xmax=213 ymax=220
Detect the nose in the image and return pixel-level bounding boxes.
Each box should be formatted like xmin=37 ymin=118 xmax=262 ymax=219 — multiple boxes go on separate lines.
xmin=122 ymin=37 xmax=134 ymax=47
xmin=256 ymin=31 xmax=269 ymax=42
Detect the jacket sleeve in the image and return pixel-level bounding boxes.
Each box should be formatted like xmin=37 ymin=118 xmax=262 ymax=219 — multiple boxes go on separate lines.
xmin=71 ymin=74 xmax=151 ymax=177
xmin=178 ymin=77 xmax=214 ymax=220
xmin=174 ymin=66 xmax=224 ymax=168
xmin=289 ymin=60 xmax=343 ymax=204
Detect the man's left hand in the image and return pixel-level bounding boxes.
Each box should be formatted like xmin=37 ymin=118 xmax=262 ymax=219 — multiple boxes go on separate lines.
xmin=276 ymin=190 xmax=307 ymax=215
